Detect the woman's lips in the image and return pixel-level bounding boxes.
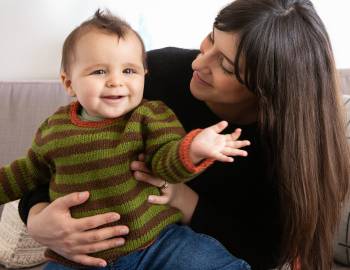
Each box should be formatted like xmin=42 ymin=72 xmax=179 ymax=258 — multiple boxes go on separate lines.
xmin=192 ymin=71 xmax=212 ymax=87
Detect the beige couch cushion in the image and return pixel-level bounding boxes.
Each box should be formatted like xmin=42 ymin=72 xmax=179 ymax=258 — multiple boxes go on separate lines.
xmin=0 ymin=81 xmax=71 ymax=166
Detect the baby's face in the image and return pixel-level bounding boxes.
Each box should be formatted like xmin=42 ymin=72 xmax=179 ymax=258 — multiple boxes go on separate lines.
xmin=66 ymin=29 xmax=146 ymax=119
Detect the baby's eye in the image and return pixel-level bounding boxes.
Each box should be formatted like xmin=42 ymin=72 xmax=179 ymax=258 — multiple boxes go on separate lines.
xmin=123 ymin=68 xmax=136 ymax=74
xmin=91 ymin=69 xmax=106 ymax=75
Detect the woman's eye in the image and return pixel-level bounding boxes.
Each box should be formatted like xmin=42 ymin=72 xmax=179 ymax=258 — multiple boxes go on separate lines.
xmin=218 ymin=56 xmax=234 ymax=75
xmin=91 ymin=69 xmax=106 ymax=75
xmin=123 ymin=68 xmax=136 ymax=74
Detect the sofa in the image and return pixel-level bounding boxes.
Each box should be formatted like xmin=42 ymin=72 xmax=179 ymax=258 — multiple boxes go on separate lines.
xmin=0 ymin=72 xmax=350 ymax=269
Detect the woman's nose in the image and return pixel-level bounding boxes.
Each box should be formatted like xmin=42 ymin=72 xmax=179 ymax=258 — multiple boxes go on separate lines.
xmin=192 ymin=52 xmax=211 ymax=75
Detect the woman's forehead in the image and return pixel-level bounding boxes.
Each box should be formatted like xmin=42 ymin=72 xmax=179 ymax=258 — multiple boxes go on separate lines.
xmin=213 ymin=28 xmax=238 ymax=62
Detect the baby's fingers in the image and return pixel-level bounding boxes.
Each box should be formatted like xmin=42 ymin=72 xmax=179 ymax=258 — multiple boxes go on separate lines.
xmin=229 ymin=128 xmax=242 ymax=141
xmin=222 ymin=147 xmax=248 ymax=157
xmin=226 ymin=140 xmax=250 ymax=149
xmin=212 ymin=152 xmax=234 ymax=163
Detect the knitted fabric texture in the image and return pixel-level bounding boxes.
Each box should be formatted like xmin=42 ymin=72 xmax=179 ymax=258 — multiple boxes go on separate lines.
xmin=0 ymin=201 xmax=47 ymax=268
xmin=179 ymin=129 xmax=215 ymax=173
xmin=0 ymin=100 xmax=211 ymax=267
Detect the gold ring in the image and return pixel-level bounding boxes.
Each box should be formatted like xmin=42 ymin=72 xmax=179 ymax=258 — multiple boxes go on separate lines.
xmin=159 ymin=181 xmax=168 ymax=190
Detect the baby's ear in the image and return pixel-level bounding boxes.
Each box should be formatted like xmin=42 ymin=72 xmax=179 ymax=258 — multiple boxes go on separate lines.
xmin=60 ymin=72 xmax=75 ymax=97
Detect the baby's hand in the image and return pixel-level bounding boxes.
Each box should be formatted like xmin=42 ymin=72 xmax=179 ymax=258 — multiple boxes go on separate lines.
xmin=189 ymin=121 xmax=250 ymax=164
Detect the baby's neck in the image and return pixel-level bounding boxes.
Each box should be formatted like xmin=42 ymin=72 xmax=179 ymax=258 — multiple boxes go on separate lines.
xmin=80 ymin=108 xmax=105 ymax=122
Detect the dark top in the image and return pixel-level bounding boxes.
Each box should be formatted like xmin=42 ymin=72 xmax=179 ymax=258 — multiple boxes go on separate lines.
xmin=19 ymin=47 xmax=281 ymax=269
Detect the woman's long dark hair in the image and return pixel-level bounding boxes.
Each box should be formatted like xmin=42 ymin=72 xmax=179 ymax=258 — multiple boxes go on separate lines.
xmin=215 ymin=0 xmax=350 ymax=269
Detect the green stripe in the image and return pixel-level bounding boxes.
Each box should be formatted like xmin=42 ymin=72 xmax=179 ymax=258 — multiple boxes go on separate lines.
xmin=51 ymin=177 xmax=137 ymax=201
xmin=48 ymin=113 xmax=70 ymax=121
xmin=54 ymin=141 xmax=142 ymax=166
xmin=67 ymin=186 xmax=156 ymax=217
xmin=146 ymin=133 xmax=182 ymax=149
xmin=54 ymin=162 xmax=130 ymax=183
xmin=146 ymin=121 xmax=182 ymax=130
xmin=138 ymin=108 xmax=175 ymax=120
xmin=34 ymin=132 xmax=122 ymax=154
xmin=122 ymin=120 xmax=182 ymax=133
xmin=91 ymin=178 xmax=136 ymax=200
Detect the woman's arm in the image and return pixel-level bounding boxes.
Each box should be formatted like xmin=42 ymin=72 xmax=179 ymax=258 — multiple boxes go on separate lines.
xmin=25 ymin=191 xmax=129 ymax=267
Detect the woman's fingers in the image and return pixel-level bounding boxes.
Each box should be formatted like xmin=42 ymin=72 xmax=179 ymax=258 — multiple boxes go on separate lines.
xmin=73 ymin=236 xmax=125 ymax=254
xmin=73 ymin=223 xmax=129 ymax=245
xmin=134 ymin=171 xmax=164 ymax=187
xmin=74 ymin=212 xmax=121 ymax=232
xmin=130 ymin=160 xmax=151 ymax=173
xmin=148 ymin=195 xmax=170 ymax=204
xmin=50 ymin=191 xmax=90 ymax=210
xmin=63 ymin=254 xmax=107 ymax=268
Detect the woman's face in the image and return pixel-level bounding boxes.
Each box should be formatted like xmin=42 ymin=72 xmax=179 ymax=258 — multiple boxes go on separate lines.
xmin=190 ymin=28 xmax=256 ymax=108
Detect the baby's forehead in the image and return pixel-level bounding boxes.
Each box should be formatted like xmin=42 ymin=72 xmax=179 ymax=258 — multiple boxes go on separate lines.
xmin=75 ymin=27 xmax=141 ymax=50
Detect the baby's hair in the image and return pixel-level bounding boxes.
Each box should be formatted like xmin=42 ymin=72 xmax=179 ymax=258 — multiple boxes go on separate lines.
xmin=61 ymin=9 xmax=147 ymax=74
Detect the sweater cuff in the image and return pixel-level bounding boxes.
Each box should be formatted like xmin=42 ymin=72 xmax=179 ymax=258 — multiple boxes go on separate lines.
xmin=179 ymin=129 xmax=214 ymax=173
xmin=18 ymin=185 xmax=50 ymax=225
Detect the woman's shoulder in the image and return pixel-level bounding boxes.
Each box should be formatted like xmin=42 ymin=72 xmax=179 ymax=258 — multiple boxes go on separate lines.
xmin=147 ymin=47 xmax=199 ymax=63
xmin=144 ymin=47 xmax=198 ymax=107
xmin=146 ymin=47 xmax=198 ymax=76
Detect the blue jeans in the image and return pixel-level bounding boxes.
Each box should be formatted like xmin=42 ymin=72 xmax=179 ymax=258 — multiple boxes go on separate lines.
xmin=44 ymin=224 xmax=251 ymax=270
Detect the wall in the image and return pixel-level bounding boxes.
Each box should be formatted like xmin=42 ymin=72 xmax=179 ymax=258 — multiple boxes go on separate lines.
xmin=0 ymin=0 xmax=348 ymax=80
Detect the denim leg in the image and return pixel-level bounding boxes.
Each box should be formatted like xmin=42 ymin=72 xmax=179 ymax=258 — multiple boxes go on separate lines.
xmin=132 ymin=224 xmax=251 ymax=270
xmin=44 ymin=249 xmax=145 ymax=270
xmin=44 ymin=262 xmax=75 ymax=270
xmin=45 ymin=224 xmax=251 ymax=270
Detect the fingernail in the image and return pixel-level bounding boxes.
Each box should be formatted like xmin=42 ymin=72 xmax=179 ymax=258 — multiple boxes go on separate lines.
xmin=78 ymin=191 xmax=89 ymax=199
xmin=109 ymin=213 xmax=120 ymax=222
xmin=148 ymin=196 xmax=155 ymax=202
xmin=99 ymin=261 xmax=107 ymax=267
xmin=121 ymin=227 xmax=129 ymax=234
xmin=116 ymin=238 xmax=125 ymax=246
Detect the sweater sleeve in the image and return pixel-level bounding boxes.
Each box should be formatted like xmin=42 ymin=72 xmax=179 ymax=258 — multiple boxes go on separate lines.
xmin=0 ymin=125 xmax=51 ymax=205
xmin=140 ymin=101 xmax=212 ymax=183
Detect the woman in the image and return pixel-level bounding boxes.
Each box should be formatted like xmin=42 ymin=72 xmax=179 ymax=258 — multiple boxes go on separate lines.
xmin=19 ymin=0 xmax=350 ymax=269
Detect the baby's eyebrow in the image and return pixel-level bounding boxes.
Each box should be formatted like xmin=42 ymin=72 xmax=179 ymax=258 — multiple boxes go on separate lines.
xmin=123 ymin=62 xmax=143 ymax=70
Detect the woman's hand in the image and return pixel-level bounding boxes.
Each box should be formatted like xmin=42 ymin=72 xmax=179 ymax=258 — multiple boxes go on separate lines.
xmin=130 ymin=154 xmax=199 ymax=224
xmin=27 ymin=191 xmax=129 ymax=267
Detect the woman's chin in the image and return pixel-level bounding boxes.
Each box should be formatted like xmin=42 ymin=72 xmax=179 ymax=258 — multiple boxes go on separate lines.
xmin=189 ymin=79 xmax=207 ymax=102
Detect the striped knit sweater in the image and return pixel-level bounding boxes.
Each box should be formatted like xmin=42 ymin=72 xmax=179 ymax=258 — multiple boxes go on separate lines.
xmin=0 ymin=100 xmax=212 ymax=267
